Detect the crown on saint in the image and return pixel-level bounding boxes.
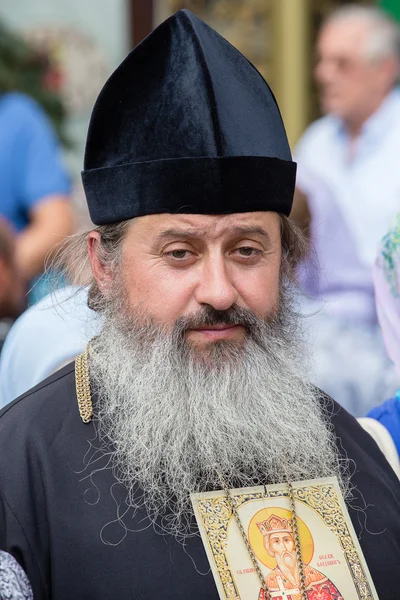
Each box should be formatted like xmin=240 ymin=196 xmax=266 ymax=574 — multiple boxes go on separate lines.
xmin=256 ymin=515 xmax=293 ymax=537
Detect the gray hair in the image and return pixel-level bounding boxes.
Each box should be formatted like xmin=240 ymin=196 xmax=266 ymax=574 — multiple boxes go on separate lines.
xmin=50 ymin=215 xmax=308 ymax=312
xmin=325 ymin=5 xmax=400 ymax=67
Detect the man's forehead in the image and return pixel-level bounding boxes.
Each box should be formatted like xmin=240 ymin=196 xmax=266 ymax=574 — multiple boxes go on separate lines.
xmin=130 ymin=212 xmax=280 ymax=240
xmin=318 ymin=20 xmax=370 ymax=58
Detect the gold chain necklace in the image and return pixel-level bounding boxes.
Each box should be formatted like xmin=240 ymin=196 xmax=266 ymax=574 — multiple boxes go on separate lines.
xmin=75 ymin=344 xmax=93 ymax=424
xmin=223 ymin=480 xmax=308 ymax=600
xmin=75 ymin=345 xmax=308 ymax=599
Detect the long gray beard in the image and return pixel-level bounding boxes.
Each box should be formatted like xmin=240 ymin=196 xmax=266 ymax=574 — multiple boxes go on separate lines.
xmin=89 ymin=294 xmax=347 ymax=539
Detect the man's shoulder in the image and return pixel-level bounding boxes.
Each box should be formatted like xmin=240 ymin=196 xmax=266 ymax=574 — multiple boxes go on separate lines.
xmin=0 ymin=287 xmax=95 ymax=408
xmin=0 ymin=362 xmax=77 ymax=432
xmin=317 ymin=388 xmax=373 ymax=442
xmin=318 ymin=389 xmax=400 ymax=490
xmin=304 ymin=565 xmax=328 ymax=584
xmin=0 ymin=92 xmax=47 ymax=127
xmin=265 ymin=569 xmax=279 ymax=587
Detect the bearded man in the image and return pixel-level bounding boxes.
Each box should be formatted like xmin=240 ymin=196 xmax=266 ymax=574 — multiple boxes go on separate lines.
xmin=0 ymin=10 xmax=399 ymax=600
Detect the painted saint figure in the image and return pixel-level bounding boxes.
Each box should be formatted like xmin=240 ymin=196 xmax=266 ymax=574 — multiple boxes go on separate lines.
xmin=257 ymin=516 xmax=343 ymax=600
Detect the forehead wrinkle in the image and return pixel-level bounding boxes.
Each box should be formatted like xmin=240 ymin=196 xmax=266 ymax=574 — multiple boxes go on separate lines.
xmin=156 ymin=228 xmax=209 ymax=241
xmin=141 ymin=210 xmax=278 ymax=232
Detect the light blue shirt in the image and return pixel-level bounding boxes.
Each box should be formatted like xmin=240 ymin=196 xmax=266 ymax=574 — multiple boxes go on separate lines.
xmin=295 ymin=88 xmax=400 ymax=324
xmin=368 ymin=394 xmax=400 ymax=456
xmin=0 ymin=287 xmax=101 ymax=408
xmin=0 ymin=92 xmax=71 ymax=232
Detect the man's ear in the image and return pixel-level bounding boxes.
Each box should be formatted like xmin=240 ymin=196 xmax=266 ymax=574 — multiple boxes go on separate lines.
xmin=377 ymin=55 xmax=399 ymax=89
xmin=88 ymin=231 xmax=113 ymax=295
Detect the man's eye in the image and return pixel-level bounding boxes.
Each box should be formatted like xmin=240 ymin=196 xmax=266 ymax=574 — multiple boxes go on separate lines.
xmin=336 ymin=57 xmax=352 ymax=73
xmin=237 ymin=247 xmax=259 ymax=257
xmin=167 ymin=249 xmax=190 ymax=259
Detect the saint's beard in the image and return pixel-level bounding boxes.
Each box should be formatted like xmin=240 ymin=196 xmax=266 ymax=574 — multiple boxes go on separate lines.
xmin=89 ymin=282 xmax=347 ymax=540
xmin=275 ymin=549 xmax=299 ymax=587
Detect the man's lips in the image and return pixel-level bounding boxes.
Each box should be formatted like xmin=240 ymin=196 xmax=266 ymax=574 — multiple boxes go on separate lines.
xmin=186 ymin=324 xmax=244 ymax=340
xmin=193 ymin=324 xmax=238 ymax=330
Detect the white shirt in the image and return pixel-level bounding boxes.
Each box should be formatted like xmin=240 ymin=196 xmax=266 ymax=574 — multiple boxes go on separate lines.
xmin=0 ymin=286 xmax=100 ymax=408
xmin=295 ymin=88 xmax=400 ymax=322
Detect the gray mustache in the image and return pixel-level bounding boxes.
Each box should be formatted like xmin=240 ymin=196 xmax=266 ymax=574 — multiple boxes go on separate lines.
xmin=175 ymin=305 xmax=259 ymax=332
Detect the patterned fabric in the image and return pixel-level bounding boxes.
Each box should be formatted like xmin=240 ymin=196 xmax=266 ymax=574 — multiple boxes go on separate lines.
xmin=380 ymin=216 xmax=400 ymax=296
xmin=258 ymin=564 xmax=343 ymax=599
xmin=0 ymin=551 xmax=33 ymax=600
xmin=374 ymin=212 xmax=400 ymax=374
xmin=367 ymin=213 xmax=400 ymax=455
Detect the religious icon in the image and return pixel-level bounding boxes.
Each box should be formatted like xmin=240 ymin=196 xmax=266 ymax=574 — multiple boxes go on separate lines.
xmin=191 ymin=477 xmax=379 ymax=600
xmin=253 ymin=512 xmax=342 ymax=599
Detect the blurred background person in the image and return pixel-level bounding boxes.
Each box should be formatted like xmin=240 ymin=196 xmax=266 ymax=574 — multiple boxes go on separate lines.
xmin=0 ymin=285 xmax=98 ymax=408
xmin=0 ymin=19 xmax=74 ymax=304
xmin=0 ymin=550 xmax=33 ymax=600
xmin=0 ymin=219 xmax=25 ymax=353
xmin=292 ymin=5 xmax=400 ymax=416
xmin=0 ymin=4 xmax=126 ymax=404
xmin=367 ymin=212 xmax=400 ymax=456
xmin=0 ymin=91 xmax=73 ymax=301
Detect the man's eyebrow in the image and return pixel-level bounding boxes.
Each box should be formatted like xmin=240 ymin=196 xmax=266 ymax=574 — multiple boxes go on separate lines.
xmin=230 ymin=226 xmax=272 ymax=241
xmin=156 ymin=226 xmax=272 ymax=243
xmin=156 ymin=229 xmax=205 ymax=240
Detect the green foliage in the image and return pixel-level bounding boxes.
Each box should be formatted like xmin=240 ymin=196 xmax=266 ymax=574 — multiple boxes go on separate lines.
xmin=379 ymin=0 xmax=400 ymax=22
xmin=0 ymin=20 xmax=69 ymax=146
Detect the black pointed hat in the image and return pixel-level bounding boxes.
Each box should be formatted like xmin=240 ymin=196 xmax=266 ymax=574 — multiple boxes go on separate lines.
xmin=82 ymin=9 xmax=296 ymax=225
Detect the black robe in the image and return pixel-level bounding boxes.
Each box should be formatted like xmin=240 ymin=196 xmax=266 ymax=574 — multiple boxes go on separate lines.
xmin=0 ymin=363 xmax=399 ymax=600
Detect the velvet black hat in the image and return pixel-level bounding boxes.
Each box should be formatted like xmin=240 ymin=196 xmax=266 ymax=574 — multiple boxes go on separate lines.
xmin=82 ymin=9 xmax=296 ymax=225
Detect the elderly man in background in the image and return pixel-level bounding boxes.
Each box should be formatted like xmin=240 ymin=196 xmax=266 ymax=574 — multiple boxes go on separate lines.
xmin=292 ymin=5 xmax=400 ymax=416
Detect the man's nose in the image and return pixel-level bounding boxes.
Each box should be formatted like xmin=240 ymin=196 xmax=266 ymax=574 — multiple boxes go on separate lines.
xmin=194 ymin=256 xmax=239 ymax=311
xmin=284 ymin=540 xmax=292 ymax=551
